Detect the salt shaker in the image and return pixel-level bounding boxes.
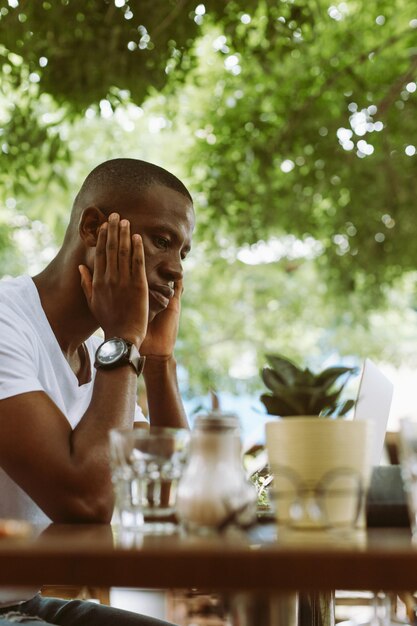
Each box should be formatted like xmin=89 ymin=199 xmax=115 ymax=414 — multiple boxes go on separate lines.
xmin=176 ymin=412 xmax=257 ymax=533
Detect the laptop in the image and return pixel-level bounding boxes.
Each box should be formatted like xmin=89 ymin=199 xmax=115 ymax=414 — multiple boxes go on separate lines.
xmin=353 ymin=357 xmax=394 ymax=466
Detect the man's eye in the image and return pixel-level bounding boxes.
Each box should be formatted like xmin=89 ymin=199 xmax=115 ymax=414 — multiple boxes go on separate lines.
xmin=154 ymin=236 xmax=169 ymax=249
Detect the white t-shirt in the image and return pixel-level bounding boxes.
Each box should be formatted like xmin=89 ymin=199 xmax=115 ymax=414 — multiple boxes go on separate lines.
xmin=0 ymin=275 xmax=146 ymax=605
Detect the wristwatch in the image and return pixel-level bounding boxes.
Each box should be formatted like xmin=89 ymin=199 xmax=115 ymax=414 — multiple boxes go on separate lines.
xmin=94 ymin=337 xmax=146 ymax=377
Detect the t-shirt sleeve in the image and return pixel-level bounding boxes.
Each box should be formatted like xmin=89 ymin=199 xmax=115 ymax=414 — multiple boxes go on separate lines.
xmin=0 ymin=313 xmax=43 ymax=401
xmin=134 ymin=403 xmax=148 ymax=423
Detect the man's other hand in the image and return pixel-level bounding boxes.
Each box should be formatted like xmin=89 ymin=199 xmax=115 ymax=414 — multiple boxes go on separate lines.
xmin=140 ymin=279 xmax=183 ymax=359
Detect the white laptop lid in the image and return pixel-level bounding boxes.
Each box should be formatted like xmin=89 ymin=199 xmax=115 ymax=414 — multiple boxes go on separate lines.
xmin=353 ymin=358 xmax=394 ymax=466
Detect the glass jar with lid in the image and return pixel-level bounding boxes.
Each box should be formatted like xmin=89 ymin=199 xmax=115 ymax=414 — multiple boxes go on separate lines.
xmin=176 ymin=411 xmax=257 ymax=533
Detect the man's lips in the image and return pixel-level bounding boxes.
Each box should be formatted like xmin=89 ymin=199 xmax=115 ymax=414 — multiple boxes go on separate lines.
xmin=149 ymin=284 xmax=174 ymax=309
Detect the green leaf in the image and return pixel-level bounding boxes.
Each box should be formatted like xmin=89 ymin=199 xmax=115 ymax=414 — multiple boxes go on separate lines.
xmin=315 ymin=366 xmax=358 ymax=388
xmin=337 ymin=399 xmax=356 ymax=416
xmin=265 ymin=353 xmax=302 ymax=385
xmin=260 ymin=393 xmax=306 ymax=417
xmin=309 ymin=387 xmax=344 ymax=414
xmin=261 ymin=367 xmax=287 ymax=391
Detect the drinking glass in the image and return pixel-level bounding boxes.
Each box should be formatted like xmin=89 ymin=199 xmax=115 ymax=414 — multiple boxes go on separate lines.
xmin=109 ymin=427 xmax=189 ymax=534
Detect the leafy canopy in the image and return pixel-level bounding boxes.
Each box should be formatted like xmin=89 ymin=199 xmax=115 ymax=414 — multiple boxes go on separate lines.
xmin=1 ymin=0 xmax=417 ymax=299
xmin=175 ymin=0 xmax=417 ymax=299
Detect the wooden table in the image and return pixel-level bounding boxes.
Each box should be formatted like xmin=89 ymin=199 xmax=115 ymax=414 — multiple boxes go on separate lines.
xmin=0 ymin=523 xmax=416 ymax=625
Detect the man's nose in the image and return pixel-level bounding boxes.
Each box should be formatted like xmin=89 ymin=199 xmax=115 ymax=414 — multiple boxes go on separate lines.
xmin=162 ymin=256 xmax=183 ymax=282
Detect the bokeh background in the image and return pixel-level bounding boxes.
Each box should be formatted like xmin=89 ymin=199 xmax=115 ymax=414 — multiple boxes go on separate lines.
xmin=1 ymin=0 xmax=417 ymax=440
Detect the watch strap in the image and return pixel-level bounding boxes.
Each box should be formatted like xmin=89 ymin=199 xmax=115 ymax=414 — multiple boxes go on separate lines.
xmin=126 ymin=342 xmax=146 ymax=377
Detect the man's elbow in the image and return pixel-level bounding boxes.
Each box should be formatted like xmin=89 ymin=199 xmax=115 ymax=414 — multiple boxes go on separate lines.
xmin=50 ymin=493 xmax=114 ymax=524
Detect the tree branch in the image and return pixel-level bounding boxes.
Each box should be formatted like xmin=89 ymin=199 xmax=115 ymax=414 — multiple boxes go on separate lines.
xmin=151 ymin=0 xmax=192 ymax=41
xmin=277 ymin=26 xmax=415 ymax=143
xmin=377 ymin=54 xmax=417 ymax=116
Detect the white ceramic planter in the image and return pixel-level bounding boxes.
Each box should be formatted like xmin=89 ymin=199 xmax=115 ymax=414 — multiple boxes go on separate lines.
xmin=265 ymin=417 xmax=373 ymax=530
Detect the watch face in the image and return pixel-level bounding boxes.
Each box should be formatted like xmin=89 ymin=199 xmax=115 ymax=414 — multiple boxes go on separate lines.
xmin=97 ymin=338 xmax=126 ymax=365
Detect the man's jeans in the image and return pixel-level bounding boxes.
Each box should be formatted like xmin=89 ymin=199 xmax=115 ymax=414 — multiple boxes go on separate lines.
xmin=0 ymin=594 xmax=174 ymax=626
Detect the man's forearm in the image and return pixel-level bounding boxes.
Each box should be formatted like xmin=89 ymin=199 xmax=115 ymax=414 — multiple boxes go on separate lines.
xmin=143 ymin=356 xmax=189 ymax=428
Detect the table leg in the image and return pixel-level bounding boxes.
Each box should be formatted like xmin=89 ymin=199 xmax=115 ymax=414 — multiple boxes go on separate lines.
xmin=298 ymin=591 xmax=335 ymax=626
xmin=228 ymin=592 xmax=298 ymax=626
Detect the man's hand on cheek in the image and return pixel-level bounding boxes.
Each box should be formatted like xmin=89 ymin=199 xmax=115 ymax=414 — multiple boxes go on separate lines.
xmin=78 ymin=213 xmax=149 ymax=349
xmin=140 ymin=279 xmax=183 ymax=359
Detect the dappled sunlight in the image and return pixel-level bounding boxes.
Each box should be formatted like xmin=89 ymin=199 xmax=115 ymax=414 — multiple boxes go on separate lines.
xmin=237 ymin=236 xmax=323 ymax=265
xmin=1 ymin=0 xmax=417 ymax=405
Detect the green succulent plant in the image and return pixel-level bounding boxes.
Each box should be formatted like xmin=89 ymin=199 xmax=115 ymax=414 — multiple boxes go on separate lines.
xmin=260 ymin=354 xmax=358 ymax=418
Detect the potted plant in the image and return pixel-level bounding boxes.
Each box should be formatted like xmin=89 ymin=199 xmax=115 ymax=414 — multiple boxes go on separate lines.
xmin=258 ymin=354 xmax=372 ymax=530
xmin=260 ymin=353 xmax=357 ymax=419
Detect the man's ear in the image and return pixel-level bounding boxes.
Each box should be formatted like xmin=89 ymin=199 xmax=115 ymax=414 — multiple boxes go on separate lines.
xmin=79 ymin=207 xmax=107 ymax=246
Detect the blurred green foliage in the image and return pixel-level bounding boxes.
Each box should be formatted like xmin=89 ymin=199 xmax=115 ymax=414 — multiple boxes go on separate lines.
xmin=0 ymin=0 xmax=204 ymax=110
xmin=1 ymin=0 xmax=417 ymax=295
xmin=176 ymin=0 xmax=417 ymax=300
xmin=1 ymin=0 xmax=417 ymax=395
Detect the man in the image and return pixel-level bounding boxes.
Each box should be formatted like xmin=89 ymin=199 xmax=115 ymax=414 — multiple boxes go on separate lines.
xmin=0 ymin=158 xmax=195 ymax=625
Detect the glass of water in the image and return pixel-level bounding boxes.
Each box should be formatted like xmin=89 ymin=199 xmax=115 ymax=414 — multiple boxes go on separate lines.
xmin=109 ymin=427 xmax=190 ymax=534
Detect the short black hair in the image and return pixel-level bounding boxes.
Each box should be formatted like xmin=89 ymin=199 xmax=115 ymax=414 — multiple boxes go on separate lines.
xmin=73 ymin=158 xmax=192 ymax=214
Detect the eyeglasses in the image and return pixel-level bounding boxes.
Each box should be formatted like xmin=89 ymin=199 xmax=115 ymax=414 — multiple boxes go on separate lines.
xmin=269 ymin=465 xmax=365 ymax=529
